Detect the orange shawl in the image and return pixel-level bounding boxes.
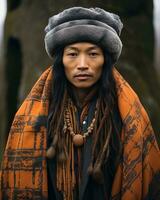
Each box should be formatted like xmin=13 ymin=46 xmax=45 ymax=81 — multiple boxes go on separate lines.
xmin=0 ymin=67 xmax=160 ymax=200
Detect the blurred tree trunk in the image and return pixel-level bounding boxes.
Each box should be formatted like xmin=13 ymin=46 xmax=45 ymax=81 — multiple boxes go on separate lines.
xmin=0 ymin=0 xmax=160 ymax=160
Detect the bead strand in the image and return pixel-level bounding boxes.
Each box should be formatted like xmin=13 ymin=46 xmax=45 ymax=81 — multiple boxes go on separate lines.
xmin=64 ymin=104 xmax=97 ymax=147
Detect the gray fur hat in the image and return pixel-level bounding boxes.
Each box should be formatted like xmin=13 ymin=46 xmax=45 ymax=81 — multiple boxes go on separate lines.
xmin=44 ymin=7 xmax=123 ymax=63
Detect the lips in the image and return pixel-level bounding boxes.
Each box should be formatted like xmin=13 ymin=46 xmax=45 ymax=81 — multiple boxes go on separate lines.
xmin=74 ymin=73 xmax=92 ymax=80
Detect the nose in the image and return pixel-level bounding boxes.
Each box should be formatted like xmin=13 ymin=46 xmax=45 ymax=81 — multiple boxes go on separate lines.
xmin=77 ymin=55 xmax=88 ymax=70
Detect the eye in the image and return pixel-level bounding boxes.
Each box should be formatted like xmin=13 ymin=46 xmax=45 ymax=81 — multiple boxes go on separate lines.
xmin=67 ymin=52 xmax=78 ymax=57
xmin=89 ymin=51 xmax=99 ymax=57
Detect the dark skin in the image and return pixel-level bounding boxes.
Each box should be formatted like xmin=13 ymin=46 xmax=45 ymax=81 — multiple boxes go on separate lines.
xmin=72 ymin=87 xmax=94 ymax=108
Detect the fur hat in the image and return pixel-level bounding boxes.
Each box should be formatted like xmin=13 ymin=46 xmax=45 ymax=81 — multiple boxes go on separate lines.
xmin=44 ymin=7 xmax=123 ymax=63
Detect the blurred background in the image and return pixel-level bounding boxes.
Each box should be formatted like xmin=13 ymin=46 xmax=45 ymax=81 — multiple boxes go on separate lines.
xmin=0 ymin=0 xmax=160 ymax=160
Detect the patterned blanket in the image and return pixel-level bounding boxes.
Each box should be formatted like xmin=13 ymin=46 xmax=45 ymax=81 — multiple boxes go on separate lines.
xmin=0 ymin=67 xmax=160 ymax=200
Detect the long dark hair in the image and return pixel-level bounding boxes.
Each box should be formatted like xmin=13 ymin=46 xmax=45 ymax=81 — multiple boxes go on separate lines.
xmin=48 ymin=45 xmax=122 ymax=184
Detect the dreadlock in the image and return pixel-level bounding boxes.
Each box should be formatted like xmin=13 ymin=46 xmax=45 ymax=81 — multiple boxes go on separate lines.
xmin=47 ymin=46 xmax=122 ymax=199
xmin=88 ymin=49 xmax=122 ymax=184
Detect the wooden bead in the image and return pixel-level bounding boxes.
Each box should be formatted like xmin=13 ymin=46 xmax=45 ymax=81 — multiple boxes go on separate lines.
xmin=73 ymin=134 xmax=84 ymax=146
xmin=85 ymin=133 xmax=89 ymax=137
xmin=92 ymin=165 xmax=104 ymax=184
xmin=70 ymin=131 xmax=74 ymax=136
xmin=87 ymin=164 xmax=93 ymax=175
xmin=58 ymin=152 xmax=66 ymax=163
xmin=64 ymin=105 xmax=97 ymax=145
xmin=46 ymin=146 xmax=56 ymax=159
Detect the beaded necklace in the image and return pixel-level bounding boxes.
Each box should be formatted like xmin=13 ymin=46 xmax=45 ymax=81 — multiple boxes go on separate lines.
xmin=63 ymin=99 xmax=97 ymax=147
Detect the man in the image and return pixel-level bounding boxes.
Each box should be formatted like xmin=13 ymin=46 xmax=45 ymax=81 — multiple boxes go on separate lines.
xmin=1 ymin=7 xmax=160 ymax=200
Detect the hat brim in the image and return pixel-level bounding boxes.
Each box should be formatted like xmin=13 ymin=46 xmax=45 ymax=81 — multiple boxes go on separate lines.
xmin=45 ymin=24 xmax=122 ymax=63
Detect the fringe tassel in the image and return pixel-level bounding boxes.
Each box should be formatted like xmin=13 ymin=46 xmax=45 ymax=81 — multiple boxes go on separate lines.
xmin=56 ymin=100 xmax=78 ymax=200
xmin=56 ymin=97 xmax=112 ymax=199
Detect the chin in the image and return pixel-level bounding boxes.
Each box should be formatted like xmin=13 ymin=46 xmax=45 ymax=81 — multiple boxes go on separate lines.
xmin=74 ymin=83 xmax=94 ymax=89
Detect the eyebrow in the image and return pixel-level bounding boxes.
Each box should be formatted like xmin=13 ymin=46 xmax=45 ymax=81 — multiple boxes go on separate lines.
xmin=64 ymin=45 xmax=100 ymax=51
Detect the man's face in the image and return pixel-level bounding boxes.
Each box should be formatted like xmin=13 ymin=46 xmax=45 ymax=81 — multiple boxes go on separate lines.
xmin=63 ymin=42 xmax=104 ymax=89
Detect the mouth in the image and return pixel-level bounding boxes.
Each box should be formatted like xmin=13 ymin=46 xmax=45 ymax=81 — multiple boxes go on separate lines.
xmin=74 ymin=74 xmax=92 ymax=80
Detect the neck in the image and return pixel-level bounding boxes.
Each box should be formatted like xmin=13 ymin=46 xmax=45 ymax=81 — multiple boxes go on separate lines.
xmin=72 ymin=88 xmax=90 ymax=108
xmin=71 ymin=85 xmax=98 ymax=108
